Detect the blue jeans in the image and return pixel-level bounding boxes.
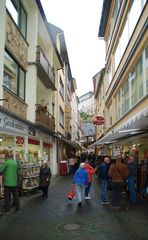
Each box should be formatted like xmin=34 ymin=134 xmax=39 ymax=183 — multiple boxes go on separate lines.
xmin=128 ymin=176 xmax=137 ymax=203
xmin=100 ymin=180 xmax=108 ymax=202
xmin=75 ymin=184 xmax=85 ymax=203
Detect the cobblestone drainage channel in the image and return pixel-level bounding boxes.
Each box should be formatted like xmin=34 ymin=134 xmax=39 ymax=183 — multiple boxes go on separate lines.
xmin=63 ymin=223 xmax=80 ymax=231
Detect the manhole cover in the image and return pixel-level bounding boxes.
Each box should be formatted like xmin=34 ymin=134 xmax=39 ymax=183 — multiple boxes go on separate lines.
xmin=63 ymin=223 xmax=80 ymax=231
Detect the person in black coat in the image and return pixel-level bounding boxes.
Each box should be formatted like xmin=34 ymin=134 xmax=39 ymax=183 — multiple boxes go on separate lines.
xmin=39 ymin=161 xmax=52 ymax=198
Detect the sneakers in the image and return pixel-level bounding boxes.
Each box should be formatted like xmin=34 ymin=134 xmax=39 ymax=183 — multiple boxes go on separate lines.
xmin=101 ymin=200 xmax=110 ymax=205
xmin=85 ymin=196 xmax=91 ymax=199
xmin=112 ymin=206 xmax=120 ymax=210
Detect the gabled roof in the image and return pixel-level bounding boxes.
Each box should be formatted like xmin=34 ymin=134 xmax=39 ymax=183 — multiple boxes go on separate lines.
xmin=98 ymin=0 xmax=112 ymax=38
xmin=48 ymin=22 xmax=73 ymax=79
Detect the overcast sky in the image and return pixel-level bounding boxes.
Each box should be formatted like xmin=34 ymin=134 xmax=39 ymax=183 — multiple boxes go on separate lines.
xmin=40 ymin=0 xmax=105 ymax=97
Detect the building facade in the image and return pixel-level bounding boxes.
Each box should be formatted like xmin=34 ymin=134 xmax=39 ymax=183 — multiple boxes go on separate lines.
xmin=78 ymin=91 xmax=95 ymax=116
xmin=0 ymin=0 xmax=79 ymax=177
xmin=93 ymin=0 xmax=148 ymax=162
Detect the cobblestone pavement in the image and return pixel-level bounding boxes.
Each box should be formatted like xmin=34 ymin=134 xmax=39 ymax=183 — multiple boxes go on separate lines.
xmin=0 ymin=175 xmax=148 ymax=240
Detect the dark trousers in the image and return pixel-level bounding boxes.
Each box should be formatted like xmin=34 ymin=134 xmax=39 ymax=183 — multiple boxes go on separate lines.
xmin=112 ymin=182 xmax=125 ymax=207
xmin=4 ymin=186 xmax=20 ymax=212
xmin=41 ymin=186 xmax=48 ymax=197
xmin=85 ymin=182 xmax=91 ymax=197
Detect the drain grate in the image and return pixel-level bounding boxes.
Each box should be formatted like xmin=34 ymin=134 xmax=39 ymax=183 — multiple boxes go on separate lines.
xmin=63 ymin=223 xmax=80 ymax=231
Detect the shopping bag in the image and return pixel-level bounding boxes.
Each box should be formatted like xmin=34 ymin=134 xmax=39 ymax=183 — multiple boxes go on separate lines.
xmin=68 ymin=185 xmax=75 ymax=200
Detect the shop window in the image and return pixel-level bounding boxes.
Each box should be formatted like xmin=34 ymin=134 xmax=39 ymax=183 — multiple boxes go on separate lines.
xmin=6 ymin=0 xmax=27 ymax=39
xmin=4 ymin=50 xmax=25 ymax=101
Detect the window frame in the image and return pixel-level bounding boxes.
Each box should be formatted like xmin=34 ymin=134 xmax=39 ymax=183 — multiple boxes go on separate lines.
xmin=4 ymin=50 xmax=26 ymax=101
xmin=6 ymin=0 xmax=27 ymax=39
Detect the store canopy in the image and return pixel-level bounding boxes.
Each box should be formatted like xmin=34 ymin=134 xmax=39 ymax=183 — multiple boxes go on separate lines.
xmin=90 ymin=107 xmax=148 ymax=148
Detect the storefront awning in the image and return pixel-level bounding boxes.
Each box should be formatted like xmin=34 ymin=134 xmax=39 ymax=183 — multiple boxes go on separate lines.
xmin=90 ymin=107 xmax=148 ymax=147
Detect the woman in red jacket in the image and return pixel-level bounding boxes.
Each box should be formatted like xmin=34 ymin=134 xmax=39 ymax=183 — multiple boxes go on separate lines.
xmin=84 ymin=162 xmax=95 ymax=199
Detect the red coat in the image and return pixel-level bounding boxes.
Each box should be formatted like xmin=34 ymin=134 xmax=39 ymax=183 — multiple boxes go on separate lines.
xmin=85 ymin=164 xmax=95 ymax=183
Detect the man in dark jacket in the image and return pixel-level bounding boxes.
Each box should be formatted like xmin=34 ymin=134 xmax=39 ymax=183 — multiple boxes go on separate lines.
xmin=127 ymin=156 xmax=137 ymax=204
xmin=100 ymin=157 xmax=110 ymax=204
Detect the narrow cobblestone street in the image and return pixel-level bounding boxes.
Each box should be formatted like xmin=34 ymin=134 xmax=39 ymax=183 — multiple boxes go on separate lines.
xmin=0 ymin=175 xmax=148 ymax=240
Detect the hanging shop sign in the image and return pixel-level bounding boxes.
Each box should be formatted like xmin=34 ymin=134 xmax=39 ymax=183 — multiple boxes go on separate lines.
xmin=92 ymin=116 xmax=105 ymax=125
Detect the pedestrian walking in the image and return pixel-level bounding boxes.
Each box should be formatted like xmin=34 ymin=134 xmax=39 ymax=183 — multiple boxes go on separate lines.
xmin=100 ymin=156 xmax=110 ymax=205
xmin=72 ymin=162 xmax=88 ymax=207
xmin=39 ymin=160 xmax=52 ymax=198
xmin=1 ymin=153 xmax=20 ymax=213
xmin=68 ymin=155 xmax=76 ymax=175
xmin=84 ymin=161 xmax=95 ymax=199
xmin=108 ymin=154 xmax=129 ymax=209
xmin=127 ymin=156 xmax=137 ymax=204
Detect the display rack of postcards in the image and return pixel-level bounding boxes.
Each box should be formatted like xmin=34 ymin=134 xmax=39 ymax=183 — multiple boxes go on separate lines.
xmin=21 ymin=163 xmax=40 ymax=196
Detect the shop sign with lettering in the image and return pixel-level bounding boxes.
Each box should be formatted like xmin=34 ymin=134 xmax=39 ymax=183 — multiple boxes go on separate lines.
xmin=0 ymin=112 xmax=28 ymax=134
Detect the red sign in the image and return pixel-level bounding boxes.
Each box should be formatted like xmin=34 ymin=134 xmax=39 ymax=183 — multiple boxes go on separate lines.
xmin=16 ymin=137 xmax=24 ymax=145
xmin=92 ymin=116 xmax=105 ymax=125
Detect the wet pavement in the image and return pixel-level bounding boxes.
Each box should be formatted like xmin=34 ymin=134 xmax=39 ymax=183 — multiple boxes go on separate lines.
xmin=0 ymin=175 xmax=148 ymax=240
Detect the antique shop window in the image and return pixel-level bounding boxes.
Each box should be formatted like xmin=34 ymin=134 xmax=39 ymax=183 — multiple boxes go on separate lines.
xmin=59 ymin=107 xmax=64 ymax=127
xmin=6 ymin=0 xmax=27 ymax=38
xmin=4 ymin=51 xmax=25 ymax=101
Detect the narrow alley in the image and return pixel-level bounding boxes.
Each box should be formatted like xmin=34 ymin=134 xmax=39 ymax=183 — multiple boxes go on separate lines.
xmin=0 ymin=175 xmax=148 ymax=240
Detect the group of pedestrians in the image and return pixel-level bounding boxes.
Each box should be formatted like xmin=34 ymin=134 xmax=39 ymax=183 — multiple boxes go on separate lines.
xmin=70 ymin=153 xmax=138 ymax=209
xmin=99 ymin=154 xmax=137 ymax=209
xmin=0 ymin=151 xmax=138 ymax=215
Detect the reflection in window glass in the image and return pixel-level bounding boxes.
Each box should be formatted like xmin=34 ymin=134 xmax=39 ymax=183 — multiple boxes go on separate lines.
xmin=120 ymin=19 xmax=128 ymax=57
xmin=20 ymin=7 xmax=27 ymax=38
xmin=116 ymin=90 xmax=122 ymax=120
xmin=131 ymin=67 xmax=137 ymax=106
xmin=4 ymin=51 xmax=18 ymax=94
xmin=6 ymin=0 xmax=27 ymax=39
xmin=122 ymin=79 xmax=129 ymax=115
xmin=137 ymin=56 xmax=143 ymax=99
xmin=19 ymin=69 xmax=25 ymax=100
xmin=3 ymin=51 xmax=25 ymax=100
xmin=129 ymin=0 xmax=141 ymax=39
xmin=59 ymin=107 xmax=64 ymax=127
xmin=6 ymin=0 xmax=18 ymax=24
